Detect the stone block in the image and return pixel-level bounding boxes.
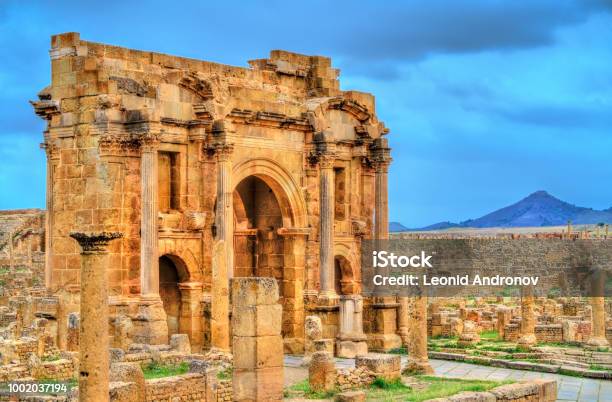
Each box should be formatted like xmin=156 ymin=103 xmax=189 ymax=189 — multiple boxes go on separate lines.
xmin=233 ymin=335 xmax=284 ymax=369
xmin=336 ymin=390 xmax=366 ymax=402
xmin=355 ymin=353 xmax=400 ymax=380
xmin=232 ymin=304 xmax=282 ymax=337
xmin=231 ymin=277 xmax=279 ymax=307
xmin=309 ymin=351 xmax=336 ymax=393
xmin=336 ymin=340 xmax=368 ymax=359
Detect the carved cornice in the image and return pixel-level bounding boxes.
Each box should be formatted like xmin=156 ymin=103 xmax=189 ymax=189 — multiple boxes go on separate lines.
xmin=228 ymin=108 xmax=311 ymax=131
xmin=69 ymin=231 xmax=123 ymax=253
xmin=99 ymin=134 xmax=142 ymax=156
xmin=179 ymin=73 xmax=214 ymax=101
xmin=140 ymin=133 xmax=161 ymax=153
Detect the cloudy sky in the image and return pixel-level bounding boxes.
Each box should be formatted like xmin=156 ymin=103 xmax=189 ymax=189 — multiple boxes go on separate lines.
xmin=1 ymin=0 xmax=611 ymax=227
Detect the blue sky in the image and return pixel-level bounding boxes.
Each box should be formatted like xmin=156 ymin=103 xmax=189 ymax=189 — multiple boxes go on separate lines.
xmin=1 ymin=0 xmax=611 ymax=227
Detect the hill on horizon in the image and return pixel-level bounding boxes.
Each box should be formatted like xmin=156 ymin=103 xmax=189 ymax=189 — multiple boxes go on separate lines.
xmin=391 ymin=191 xmax=612 ymax=232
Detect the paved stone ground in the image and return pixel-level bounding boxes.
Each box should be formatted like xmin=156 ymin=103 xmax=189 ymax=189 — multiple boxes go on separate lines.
xmin=284 ymin=356 xmax=612 ymax=402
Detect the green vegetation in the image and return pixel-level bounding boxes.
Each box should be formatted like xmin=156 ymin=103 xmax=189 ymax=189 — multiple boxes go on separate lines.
xmin=285 ymin=380 xmax=337 ymax=399
xmin=589 ymin=364 xmax=612 ymax=372
xmin=479 ymin=330 xmax=500 ymax=341
xmin=0 ymin=268 xmax=8 ymax=275
xmin=216 ymin=366 xmax=233 ymax=380
xmin=366 ymin=376 xmax=512 ymax=402
xmin=389 ymin=346 xmax=408 ymax=355
xmin=42 ymin=354 xmax=61 ymax=362
xmin=142 ymin=361 xmax=189 ymax=379
xmin=285 ymin=376 xmax=511 ymax=401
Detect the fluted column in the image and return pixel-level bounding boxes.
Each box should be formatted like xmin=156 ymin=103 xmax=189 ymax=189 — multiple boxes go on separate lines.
xmin=214 ymin=142 xmax=234 ymax=275
xmin=42 ymin=143 xmax=54 ymax=289
xmin=140 ymin=135 xmax=160 ymax=296
xmin=319 ymin=154 xmax=336 ymax=298
xmin=373 ymin=138 xmax=391 ymax=241
xmin=397 ymin=296 xmax=409 ymax=345
xmin=70 ymin=231 xmax=122 ymax=402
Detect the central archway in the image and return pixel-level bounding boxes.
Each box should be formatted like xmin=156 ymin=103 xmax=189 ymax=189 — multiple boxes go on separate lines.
xmin=231 ymin=159 xmax=308 ymax=353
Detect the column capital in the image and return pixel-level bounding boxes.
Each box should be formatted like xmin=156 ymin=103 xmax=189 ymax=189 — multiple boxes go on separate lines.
xmin=70 ymin=231 xmax=123 ymax=253
xmin=140 ymin=133 xmax=160 ymax=153
xmin=370 ymin=137 xmax=392 ymax=170
xmin=214 ymin=142 xmax=234 ymax=161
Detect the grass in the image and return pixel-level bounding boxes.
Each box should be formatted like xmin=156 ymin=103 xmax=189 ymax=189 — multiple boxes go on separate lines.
xmin=366 ymin=376 xmax=512 ymax=402
xmin=285 ymin=376 xmax=511 ymax=401
xmin=479 ymin=330 xmax=500 ymax=341
xmin=42 ymin=354 xmax=61 ymax=362
xmin=0 ymin=268 xmax=8 ymax=275
xmin=589 ymin=364 xmax=612 ymax=372
xmin=389 ymin=346 xmax=408 ymax=355
xmin=142 ymin=361 xmax=189 ymax=379
xmin=285 ymin=379 xmax=337 ymax=399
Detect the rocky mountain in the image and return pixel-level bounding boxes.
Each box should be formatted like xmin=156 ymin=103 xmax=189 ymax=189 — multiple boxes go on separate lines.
xmin=393 ymin=191 xmax=612 ymax=231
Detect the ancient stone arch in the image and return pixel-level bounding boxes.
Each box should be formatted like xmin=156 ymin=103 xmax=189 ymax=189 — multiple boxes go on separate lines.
xmin=232 ymin=158 xmax=307 ymax=229
xmin=334 ymin=243 xmax=360 ymax=295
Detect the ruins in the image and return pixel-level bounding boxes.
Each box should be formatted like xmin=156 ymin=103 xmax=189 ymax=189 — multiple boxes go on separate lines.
xmin=29 ymin=32 xmax=393 ymax=355
xmin=0 ymin=31 xmax=609 ymax=401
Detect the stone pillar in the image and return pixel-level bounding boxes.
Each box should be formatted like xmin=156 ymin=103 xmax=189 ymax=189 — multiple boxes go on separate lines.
xmin=214 ymin=127 xmax=234 ymax=276
xmin=336 ymin=295 xmax=368 ymax=358
xmin=211 ymin=241 xmax=230 ymax=350
xmin=232 ymin=277 xmax=283 ymax=401
xmin=42 ymin=143 xmax=54 ymax=289
xmin=137 ymin=135 xmax=168 ymax=345
xmin=404 ymin=295 xmax=433 ymax=374
xmin=8 ymin=230 xmax=14 ymax=270
xmin=587 ymin=271 xmax=609 ymax=347
xmin=178 ymin=282 xmax=204 ymax=352
xmin=397 ymin=297 xmax=409 ymax=345
xmin=497 ymin=307 xmax=511 ymax=340
xmin=70 ymin=231 xmax=122 ymax=402
xmin=318 ymin=153 xmax=336 ymax=298
xmin=278 ymin=227 xmax=309 ymax=354
xmin=517 ymin=287 xmax=537 ymax=348
xmin=367 ymin=138 xmax=401 ymax=351
xmin=373 ymin=139 xmax=390 ymax=241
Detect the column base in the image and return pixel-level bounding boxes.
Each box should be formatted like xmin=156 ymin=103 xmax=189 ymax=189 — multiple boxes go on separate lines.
xmin=132 ymin=295 xmax=169 ymax=345
xmin=403 ymin=360 xmax=434 ymax=375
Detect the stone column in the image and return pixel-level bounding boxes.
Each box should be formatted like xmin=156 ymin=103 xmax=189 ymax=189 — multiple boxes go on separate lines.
xmin=232 ymin=277 xmax=283 ymax=401
xmin=70 ymin=231 xmax=122 ymax=402
xmin=404 ymin=295 xmax=433 ymax=374
xmin=211 ymin=241 xmax=230 ymax=350
xmin=214 ymin=130 xmax=234 ymax=276
xmin=366 ymin=138 xmax=401 ymax=351
xmin=137 ymin=135 xmax=168 ymax=345
xmin=8 ymin=230 xmax=14 ymax=270
xmin=397 ymin=296 xmax=410 ymax=345
xmin=587 ymin=270 xmax=609 ymax=347
xmin=373 ymin=139 xmax=391 ymax=241
xmin=140 ymin=135 xmax=160 ymax=297
xmin=318 ymin=153 xmax=336 ymax=298
xmin=42 ymin=143 xmax=54 ymax=289
xmin=517 ymin=287 xmax=537 ymax=348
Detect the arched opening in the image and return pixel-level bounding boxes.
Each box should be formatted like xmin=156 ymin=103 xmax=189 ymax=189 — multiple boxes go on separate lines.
xmin=233 ymin=175 xmax=284 ymax=290
xmin=159 ymin=255 xmax=188 ymax=337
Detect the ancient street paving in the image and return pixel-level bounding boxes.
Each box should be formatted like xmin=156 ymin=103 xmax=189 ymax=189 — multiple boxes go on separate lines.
xmin=284 ymin=356 xmax=612 ymax=402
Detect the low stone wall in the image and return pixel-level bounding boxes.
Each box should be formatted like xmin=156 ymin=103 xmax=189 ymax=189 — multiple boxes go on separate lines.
xmin=336 ymin=367 xmax=376 ymax=391
xmin=426 ymin=379 xmax=557 ymax=402
xmin=32 ymin=359 xmax=73 ymax=381
xmin=144 ymin=373 xmax=207 ymax=402
xmin=214 ymin=379 xmax=232 ymax=402
xmin=535 ymin=324 xmax=563 ymax=343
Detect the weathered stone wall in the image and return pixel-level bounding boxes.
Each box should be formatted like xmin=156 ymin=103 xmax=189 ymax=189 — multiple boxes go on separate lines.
xmin=144 ymin=373 xmax=207 ymax=402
